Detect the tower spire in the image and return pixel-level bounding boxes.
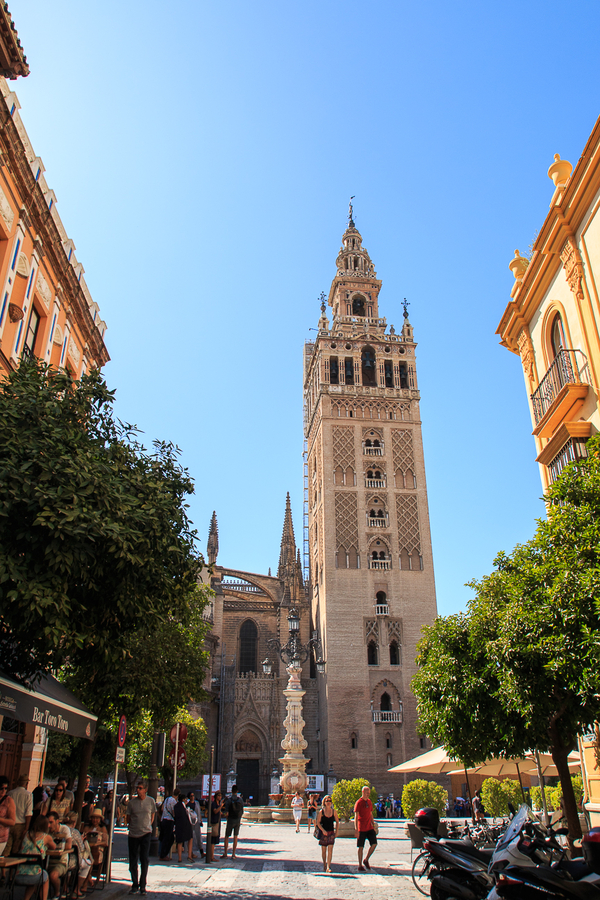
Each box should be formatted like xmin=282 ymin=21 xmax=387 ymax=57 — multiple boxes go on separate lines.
xmin=207 ymin=510 xmax=219 ymax=565
xmin=348 ymin=195 xmax=355 ymax=228
xmin=278 ymin=493 xmax=296 ymax=581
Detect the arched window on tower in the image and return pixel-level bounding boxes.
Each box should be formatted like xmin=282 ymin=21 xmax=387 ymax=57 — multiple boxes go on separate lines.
xmin=380 ymin=692 xmax=392 ymax=712
xmin=361 ymin=347 xmax=377 ymax=386
xmin=390 ymin=641 xmax=400 ymax=666
xmin=367 ymin=641 xmax=378 ymax=666
xmin=239 ymin=620 xmax=258 ymax=675
xmin=351 ymin=732 xmax=357 ymax=749
xmin=352 ymin=295 xmax=365 ymax=317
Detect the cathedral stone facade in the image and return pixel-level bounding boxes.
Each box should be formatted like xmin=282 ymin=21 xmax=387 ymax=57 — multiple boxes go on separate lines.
xmin=200 ymin=214 xmax=437 ymax=802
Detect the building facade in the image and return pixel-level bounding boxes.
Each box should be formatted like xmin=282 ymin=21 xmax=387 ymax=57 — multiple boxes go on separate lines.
xmin=497 ymin=117 xmax=600 ymax=823
xmin=303 ymin=211 xmax=438 ymax=794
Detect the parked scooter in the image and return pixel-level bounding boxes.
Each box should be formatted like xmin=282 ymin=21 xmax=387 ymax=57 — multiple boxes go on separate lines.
xmin=411 ymin=807 xmax=496 ymax=900
xmin=487 ymin=804 xmax=600 ymax=900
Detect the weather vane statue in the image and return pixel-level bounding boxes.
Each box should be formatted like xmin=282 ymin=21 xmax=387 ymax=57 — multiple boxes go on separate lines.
xmin=403 ymin=298 xmax=410 ymax=319
xmin=348 ymin=195 xmax=355 ymax=227
xmin=319 ymin=291 xmax=326 ymax=313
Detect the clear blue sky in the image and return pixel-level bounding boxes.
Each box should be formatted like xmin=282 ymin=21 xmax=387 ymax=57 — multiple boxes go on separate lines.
xmin=9 ymin=1 xmax=600 ymax=614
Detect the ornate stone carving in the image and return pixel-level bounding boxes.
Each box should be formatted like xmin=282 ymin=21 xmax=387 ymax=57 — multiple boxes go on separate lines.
xmin=68 ymin=337 xmax=81 ymax=366
xmin=279 ymin=664 xmax=309 ymax=795
xmin=52 ymin=324 xmax=63 ymax=346
xmin=36 ymin=271 xmax=52 ymax=310
xmin=517 ymin=327 xmax=537 ymax=388
xmin=332 ymin=427 xmax=355 ymax=470
xmin=396 ymin=494 xmax=421 ymax=554
xmin=334 ymin=491 xmax=358 ymax=550
xmin=0 ymin=185 xmax=14 ymax=231
xmin=560 ymin=238 xmax=585 ymax=301
xmin=8 ymin=302 xmax=23 ymax=323
xmin=16 ymin=252 xmax=29 ymax=277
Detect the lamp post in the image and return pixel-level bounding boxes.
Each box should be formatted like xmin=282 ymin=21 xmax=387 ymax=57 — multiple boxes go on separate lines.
xmin=264 ymin=609 xmax=325 ymax=801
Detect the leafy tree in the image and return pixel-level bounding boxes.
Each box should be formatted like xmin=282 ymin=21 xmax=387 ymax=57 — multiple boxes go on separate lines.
xmin=0 ymin=362 xmax=202 ymax=684
xmin=124 ymin=708 xmax=207 ymax=794
xmin=401 ymin=779 xmax=448 ymax=819
xmin=480 ymin=779 xmax=522 ymax=818
xmin=413 ymin=436 xmax=600 ymax=841
xmin=331 ymin=779 xmax=377 ymax=822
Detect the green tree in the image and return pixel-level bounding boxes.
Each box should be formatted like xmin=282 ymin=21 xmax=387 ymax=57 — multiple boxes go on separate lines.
xmin=480 ymin=779 xmax=522 ymax=818
xmin=401 ymin=779 xmax=448 ymax=819
xmin=0 ymin=362 xmax=202 ymax=683
xmin=413 ymin=436 xmax=600 ymax=841
xmin=331 ymin=779 xmax=377 ymax=822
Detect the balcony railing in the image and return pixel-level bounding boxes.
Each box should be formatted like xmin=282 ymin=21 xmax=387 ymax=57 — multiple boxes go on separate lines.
xmin=531 ymin=349 xmax=591 ymax=425
xmin=369 ymin=560 xmax=390 ymax=570
xmin=364 ymin=446 xmax=383 ymax=456
xmin=365 ymin=479 xmax=385 ymax=488
xmin=375 ymin=603 xmax=389 ymax=616
xmin=372 ymin=710 xmax=402 ymax=723
xmin=368 ymin=517 xmax=387 ymax=527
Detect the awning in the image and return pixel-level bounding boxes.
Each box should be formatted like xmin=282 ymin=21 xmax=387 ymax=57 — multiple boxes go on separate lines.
xmin=0 ymin=672 xmax=97 ymax=740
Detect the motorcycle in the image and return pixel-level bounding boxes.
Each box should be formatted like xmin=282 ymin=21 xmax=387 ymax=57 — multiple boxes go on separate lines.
xmin=487 ymin=804 xmax=600 ymax=900
xmin=411 ymin=807 xmax=497 ymax=900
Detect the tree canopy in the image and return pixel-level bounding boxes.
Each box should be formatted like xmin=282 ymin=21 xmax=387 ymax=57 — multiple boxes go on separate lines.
xmin=412 ymin=435 xmax=600 ymax=840
xmin=0 ymin=362 xmax=202 ymax=684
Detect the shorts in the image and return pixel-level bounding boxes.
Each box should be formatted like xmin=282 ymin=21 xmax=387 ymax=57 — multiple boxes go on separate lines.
xmin=292 ymin=809 xmax=303 ymax=821
xmin=308 ymin=809 xmax=316 ymax=821
xmin=49 ymin=862 xmax=68 ymax=877
xmin=225 ymin=819 xmax=241 ymax=837
xmin=16 ymin=872 xmax=49 ymax=886
xmin=357 ymin=829 xmax=377 ymax=848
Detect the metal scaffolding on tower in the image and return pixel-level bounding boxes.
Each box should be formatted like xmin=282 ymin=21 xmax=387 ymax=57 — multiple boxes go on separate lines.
xmin=303 ymin=440 xmax=310 ymax=587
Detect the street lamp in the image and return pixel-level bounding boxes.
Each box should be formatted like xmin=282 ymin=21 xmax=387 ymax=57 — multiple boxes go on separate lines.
xmin=262 ymin=658 xmax=273 ymax=675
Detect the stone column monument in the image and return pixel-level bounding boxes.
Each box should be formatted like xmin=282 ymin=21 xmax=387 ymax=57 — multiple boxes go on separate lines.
xmin=279 ymin=663 xmax=309 ymax=797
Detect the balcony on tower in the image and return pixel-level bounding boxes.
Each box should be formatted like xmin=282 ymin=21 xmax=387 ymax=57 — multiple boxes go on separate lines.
xmin=531 ymin=349 xmax=591 ymax=438
xmin=365 ymin=467 xmax=385 ymax=488
xmin=363 ymin=438 xmax=384 ymax=456
xmin=372 ymin=710 xmax=402 ymax=723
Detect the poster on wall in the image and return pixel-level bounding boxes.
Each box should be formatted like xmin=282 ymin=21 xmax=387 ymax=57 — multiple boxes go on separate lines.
xmin=306 ymin=775 xmax=325 ymax=792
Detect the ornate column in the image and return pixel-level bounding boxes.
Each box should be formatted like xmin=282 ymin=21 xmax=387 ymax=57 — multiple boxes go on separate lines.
xmin=279 ymin=663 xmax=309 ymax=796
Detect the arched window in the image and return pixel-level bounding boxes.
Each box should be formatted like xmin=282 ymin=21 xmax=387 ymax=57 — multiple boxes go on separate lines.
xmin=390 ymin=641 xmax=400 ymax=666
xmin=352 ymin=295 xmax=365 ymax=317
xmin=239 ymin=620 xmax=258 ymax=675
xmin=380 ymin=692 xmax=392 ymax=711
xmin=351 ymin=732 xmax=357 ymax=749
xmin=551 ymin=314 xmax=566 ymax=359
xmin=361 ymin=347 xmax=377 ymax=386
xmin=385 ymin=733 xmax=392 ymax=749
xmin=376 ymin=591 xmax=386 ymax=603
xmin=367 ymin=641 xmax=378 ymax=666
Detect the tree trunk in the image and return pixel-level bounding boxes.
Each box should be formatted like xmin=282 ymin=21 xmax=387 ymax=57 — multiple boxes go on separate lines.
xmin=550 ymin=726 xmax=581 ymax=843
xmin=74 ymin=737 xmax=96 ymax=822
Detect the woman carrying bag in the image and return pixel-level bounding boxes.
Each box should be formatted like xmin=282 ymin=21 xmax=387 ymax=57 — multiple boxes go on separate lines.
xmin=315 ymin=795 xmax=339 ymax=874
xmin=210 ymin=792 xmax=224 ymax=849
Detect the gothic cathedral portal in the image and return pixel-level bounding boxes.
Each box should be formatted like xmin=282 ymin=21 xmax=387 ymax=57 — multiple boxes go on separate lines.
xmin=304 ymin=210 xmax=438 ymax=793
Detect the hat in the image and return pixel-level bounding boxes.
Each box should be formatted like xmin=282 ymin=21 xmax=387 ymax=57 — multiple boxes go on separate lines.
xmin=90 ymin=808 xmax=104 ymax=818
xmin=18 ymin=774 xmax=29 ymax=785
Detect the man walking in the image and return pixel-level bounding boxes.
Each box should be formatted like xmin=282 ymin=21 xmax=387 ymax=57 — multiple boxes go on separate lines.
xmin=5 ymin=773 xmax=32 ymax=854
xmin=127 ymin=781 xmax=156 ymax=896
xmin=354 ymin=784 xmax=377 ymax=872
xmin=221 ymin=785 xmax=244 ymax=859
xmin=159 ymin=788 xmax=178 ymax=860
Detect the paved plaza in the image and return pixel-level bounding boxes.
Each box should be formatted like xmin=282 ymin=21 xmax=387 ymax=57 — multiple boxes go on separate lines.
xmin=107 ymin=820 xmax=422 ymax=900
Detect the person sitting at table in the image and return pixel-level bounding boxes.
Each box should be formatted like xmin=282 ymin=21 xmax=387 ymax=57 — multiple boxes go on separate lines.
xmin=65 ymin=812 xmax=93 ymax=899
xmin=47 ymin=810 xmax=72 ymax=897
xmin=82 ymin=808 xmax=108 ymax=883
xmin=0 ymin=775 xmax=16 ymax=855
xmin=47 ymin=784 xmax=71 ymax=822
xmin=14 ymin=815 xmax=56 ymax=900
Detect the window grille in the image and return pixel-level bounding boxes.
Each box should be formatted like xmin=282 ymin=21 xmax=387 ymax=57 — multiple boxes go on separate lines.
xmin=548 ymin=437 xmax=588 ymax=483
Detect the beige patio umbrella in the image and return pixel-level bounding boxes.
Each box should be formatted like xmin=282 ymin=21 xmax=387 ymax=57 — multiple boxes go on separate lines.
xmin=388 ymin=745 xmax=465 ymax=774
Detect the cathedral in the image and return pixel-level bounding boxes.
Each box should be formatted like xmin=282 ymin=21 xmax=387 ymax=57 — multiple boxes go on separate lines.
xmin=199 ymin=210 xmax=438 ymax=803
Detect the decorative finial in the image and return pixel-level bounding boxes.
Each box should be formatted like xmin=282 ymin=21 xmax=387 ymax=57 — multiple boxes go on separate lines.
xmin=319 ymin=291 xmax=326 ymax=313
xmin=390 ymin=324 xmax=395 ymax=335
xmin=403 ymin=298 xmax=410 ymax=319
xmin=348 ymin=195 xmax=355 ymax=227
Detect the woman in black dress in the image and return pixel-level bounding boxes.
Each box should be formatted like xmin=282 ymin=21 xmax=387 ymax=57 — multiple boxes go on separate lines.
xmin=210 ymin=791 xmax=224 ymax=849
xmin=174 ymin=795 xmax=194 ymax=862
xmin=315 ymin=795 xmax=339 ymax=873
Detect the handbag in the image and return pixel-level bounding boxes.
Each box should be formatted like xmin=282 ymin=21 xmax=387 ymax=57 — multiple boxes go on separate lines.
xmin=313 ymin=825 xmax=320 ymax=839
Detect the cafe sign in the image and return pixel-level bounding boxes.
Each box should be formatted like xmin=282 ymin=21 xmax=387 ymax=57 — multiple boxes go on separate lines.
xmin=0 ymin=673 xmax=97 ymax=740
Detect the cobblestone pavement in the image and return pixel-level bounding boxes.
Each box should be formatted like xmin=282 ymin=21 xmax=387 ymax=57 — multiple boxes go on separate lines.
xmin=107 ymin=820 xmax=422 ymax=900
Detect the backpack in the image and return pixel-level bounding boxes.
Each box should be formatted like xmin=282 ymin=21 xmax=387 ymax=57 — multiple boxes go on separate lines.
xmin=229 ymin=797 xmax=244 ymax=818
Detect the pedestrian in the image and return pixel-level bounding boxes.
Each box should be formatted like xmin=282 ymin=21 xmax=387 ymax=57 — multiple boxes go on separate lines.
xmin=291 ymin=791 xmax=304 ymax=833
xmin=354 ymin=784 xmax=377 ymax=872
xmin=473 ymin=791 xmax=486 ymax=823
xmin=385 ymin=797 xmax=392 ymax=818
xmin=46 ymin=810 xmax=72 ymax=898
xmin=127 ymin=781 xmax=156 ymax=896
xmin=186 ymin=792 xmax=204 ymax=858
xmin=158 ymin=788 xmax=178 ymax=860
xmin=221 ymin=785 xmax=244 ymax=859
xmin=307 ymin=793 xmax=318 ymax=834
xmin=210 ymin=791 xmax=224 ymax=851
xmin=0 ymin=775 xmax=16 ymax=855
xmin=315 ymin=795 xmax=339 ymax=874
xmin=6 ymin=773 xmax=32 ymax=854
xmin=80 ymin=775 xmax=96 ymax=826
xmin=173 ymin=793 xmax=194 ymax=863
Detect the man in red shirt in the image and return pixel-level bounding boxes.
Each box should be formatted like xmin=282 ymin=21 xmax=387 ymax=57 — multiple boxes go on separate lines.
xmin=353 ymin=785 xmax=377 ymax=871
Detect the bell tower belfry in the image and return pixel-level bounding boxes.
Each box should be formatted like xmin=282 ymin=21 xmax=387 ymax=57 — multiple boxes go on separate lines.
xmin=304 ymin=207 xmax=438 ymax=790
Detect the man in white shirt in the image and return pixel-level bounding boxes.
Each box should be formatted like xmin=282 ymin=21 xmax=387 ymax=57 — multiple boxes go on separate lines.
xmin=159 ymin=788 xmax=178 ymax=860
xmin=5 ymin=773 xmax=32 ymax=854
xmin=127 ymin=782 xmax=156 ymax=895
xmin=47 ymin=810 xmax=72 ymax=895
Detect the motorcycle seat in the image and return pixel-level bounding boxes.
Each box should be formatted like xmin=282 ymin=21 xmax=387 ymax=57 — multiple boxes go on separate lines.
xmin=439 ymin=839 xmax=494 ymax=864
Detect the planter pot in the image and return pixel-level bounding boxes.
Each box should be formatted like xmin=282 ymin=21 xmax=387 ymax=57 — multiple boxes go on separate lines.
xmin=336 ymin=821 xmax=357 ymax=838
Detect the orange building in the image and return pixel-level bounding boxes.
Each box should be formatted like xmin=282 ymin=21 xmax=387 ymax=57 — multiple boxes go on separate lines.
xmin=0 ymin=76 xmax=108 ymax=376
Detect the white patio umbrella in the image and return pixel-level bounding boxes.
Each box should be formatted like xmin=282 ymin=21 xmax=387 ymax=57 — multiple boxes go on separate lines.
xmin=388 ymin=745 xmax=465 ymax=774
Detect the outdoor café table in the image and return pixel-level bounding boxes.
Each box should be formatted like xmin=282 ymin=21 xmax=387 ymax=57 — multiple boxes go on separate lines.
xmin=0 ymin=858 xmax=27 ymax=900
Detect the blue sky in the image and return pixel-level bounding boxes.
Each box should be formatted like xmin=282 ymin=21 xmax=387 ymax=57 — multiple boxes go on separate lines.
xmin=9 ymin=1 xmax=600 ymax=614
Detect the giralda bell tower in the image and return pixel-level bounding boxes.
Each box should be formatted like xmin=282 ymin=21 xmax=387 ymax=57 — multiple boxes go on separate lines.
xmin=304 ymin=205 xmax=438 ymax=792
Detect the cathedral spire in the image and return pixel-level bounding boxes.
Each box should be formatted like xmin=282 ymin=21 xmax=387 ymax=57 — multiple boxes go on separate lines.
xmin=278 ymin=493 xmax=296 ymax=581
xmin=207 ymin=510 xmax=219 ymax=565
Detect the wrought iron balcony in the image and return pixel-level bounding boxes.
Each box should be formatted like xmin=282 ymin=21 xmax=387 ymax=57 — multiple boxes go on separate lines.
xmin=372 ymin=710 xmax=402 ymax=723
xmin=531 ymin=349 xmax=591 ymax=428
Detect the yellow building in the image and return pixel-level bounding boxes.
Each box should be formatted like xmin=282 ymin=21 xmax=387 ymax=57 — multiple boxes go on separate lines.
xmin=497 ymin=115 xmax=600 ymax=823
